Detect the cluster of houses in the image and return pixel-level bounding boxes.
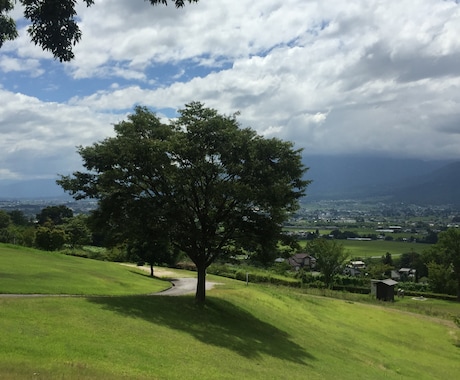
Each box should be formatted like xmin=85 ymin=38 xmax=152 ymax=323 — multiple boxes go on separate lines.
xmin=280 ymin=253 xmax=415 ymax=301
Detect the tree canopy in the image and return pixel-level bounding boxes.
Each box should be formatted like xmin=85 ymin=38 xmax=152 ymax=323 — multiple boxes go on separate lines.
xmin=307 ymin=238 xmax=347 ymax=288
xmin=425 ymin=228 xmax=460 ymax=300
xmin=0 ymin=0 xmax=199 ymax=61
xmin=36 ymin=205 xmax=73 ymax=226
xmin=58 ymin=102 xmax=309 ymax=302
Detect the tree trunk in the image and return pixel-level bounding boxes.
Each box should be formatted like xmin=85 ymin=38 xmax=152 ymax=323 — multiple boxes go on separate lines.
xmin=150 ymin=264 xmax=154 ymax=277
xmin=457 ymin=275 xmax=460 ymax=302
xmin=195 ymin=263 xmax=207 ymax=303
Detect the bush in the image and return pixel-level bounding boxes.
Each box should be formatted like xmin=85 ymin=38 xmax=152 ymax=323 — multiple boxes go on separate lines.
xmin=175 ymin=261 xmax=197 ymax=271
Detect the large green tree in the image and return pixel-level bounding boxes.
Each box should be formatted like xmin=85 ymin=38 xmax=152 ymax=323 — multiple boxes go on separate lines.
xmin=425 ymin=228 xmax=460 ymax=300
xmin=307 ymin=238 xmax=347 ymax=288
xmin=58 ymin=102 xmax=309 ymax=302
xmin=0 ymin=0 xmax=199 ymax=61
xmin=64 ymin=214 xmax=92 ymax=249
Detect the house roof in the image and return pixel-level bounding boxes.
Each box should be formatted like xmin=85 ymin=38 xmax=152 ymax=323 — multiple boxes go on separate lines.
xmin=292 ymin=253 xmax=310 ymax=259
xmin=371 ymin=278 xmax=398 ymax=286
xmin=288 ymin=253 xmax=315 ymax=267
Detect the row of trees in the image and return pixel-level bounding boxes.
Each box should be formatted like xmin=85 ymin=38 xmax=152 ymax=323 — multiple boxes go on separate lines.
xmin=0 ymin=206 xmax=91 ymax=251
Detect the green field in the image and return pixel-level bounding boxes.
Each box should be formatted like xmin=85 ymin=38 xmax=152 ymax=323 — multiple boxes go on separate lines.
xmin=299 ymin=239 xmax=428 ymax=258
xmin=340 ymin=239 xmax=428 ymax=258
xmin=1 ymin=244 xmax=459 ymax=379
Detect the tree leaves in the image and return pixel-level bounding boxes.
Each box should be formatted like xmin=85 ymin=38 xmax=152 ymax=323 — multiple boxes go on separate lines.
xmin=58 ymin=102 xmax=309 ymax=301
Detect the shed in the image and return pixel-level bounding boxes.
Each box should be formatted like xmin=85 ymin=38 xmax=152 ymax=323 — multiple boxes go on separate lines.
xmin=371 ymin=279 xmax=398 ymax=302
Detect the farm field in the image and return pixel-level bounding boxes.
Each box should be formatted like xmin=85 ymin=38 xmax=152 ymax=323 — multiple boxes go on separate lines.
xmin=339 ymin=239 xmax=428 ymax=258
xmin=1 ymin=244 xmax=459 ymax=379
xmin=298 ymin=239 xmax=428 ymax=258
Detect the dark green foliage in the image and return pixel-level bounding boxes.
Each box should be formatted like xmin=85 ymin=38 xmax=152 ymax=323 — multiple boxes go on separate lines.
xmin=329 ymin=230 xmax=359 ymax=240
xmin=382 ymin=252 xmax=393 ymax=266
xmin=0 ymin=210 xmax=11 ymax=229
xmin=0 ymin=0 xmax=17 ymax=48
xmin=63 ymin=215 xmax=92 ymax=249
xmin=7 ymin=210 xmax=29 ymax=226
xmin=424 ymin=228 xmax=460 ymax=300
xmin=1 ymin=0 xmax=198 ymax=61
xmin=366 ymin=262 xmax=393 ymax=280
xmin=399 ymin=251 xmax=427 ymax=279
xmin=22 ymin=0 xmax=94 ymax=61
xmin=36 ymin=205 xmax=73 ymax=226
xmin=35 ymin=226 xmax=67 ymax=251
xmin=307 ymin=238 xmax=347 ymax=288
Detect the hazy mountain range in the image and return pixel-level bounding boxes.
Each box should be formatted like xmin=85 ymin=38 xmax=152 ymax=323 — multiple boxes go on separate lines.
xmin=304 ymin=156 xmax=460 ymax=205
xmin=0 ymin=156 xmax=459 ymax=206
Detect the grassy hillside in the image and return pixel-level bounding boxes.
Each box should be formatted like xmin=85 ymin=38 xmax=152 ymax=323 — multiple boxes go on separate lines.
xmin=1 ymin=244 xmax=459 ymax=379
xmin=0 ymin=244 xmax=169 ymax=295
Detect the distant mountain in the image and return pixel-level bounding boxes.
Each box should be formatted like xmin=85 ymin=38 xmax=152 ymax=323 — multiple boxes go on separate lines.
xmin=303 ymin=155 xmax=453 ymax=202
xmin=389 ymin=161 xmax=460 ymax=206
xmin=0 ymin=178 xmax=68 ymax=199
xmin=1 ymin=156 xmax=458 ymax=206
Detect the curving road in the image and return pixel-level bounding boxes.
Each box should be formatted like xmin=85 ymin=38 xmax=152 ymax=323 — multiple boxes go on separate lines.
xmin=154 ymin=277 xmax=220 ymax=296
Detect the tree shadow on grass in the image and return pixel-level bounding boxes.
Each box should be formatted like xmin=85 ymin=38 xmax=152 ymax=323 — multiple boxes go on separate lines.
xmin=88 ymin=295 xmax=314 ymax=365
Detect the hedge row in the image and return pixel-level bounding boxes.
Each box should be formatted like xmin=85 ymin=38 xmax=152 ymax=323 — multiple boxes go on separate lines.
xmin=207 ymin=265 xmax=301 ymax=287
xmin=179 ymin=262 xmax=459 ymax=301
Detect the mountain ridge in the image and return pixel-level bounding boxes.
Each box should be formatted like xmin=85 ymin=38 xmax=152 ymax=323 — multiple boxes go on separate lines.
xmin=0 ymin=156 xmax=458 ymax=206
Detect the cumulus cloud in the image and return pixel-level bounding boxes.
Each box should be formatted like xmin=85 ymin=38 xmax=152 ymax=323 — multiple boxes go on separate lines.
xmin=0 ymin=90 xmax=120 ymax=179
xmin=1 ymin=0 xmax=460 ymax=180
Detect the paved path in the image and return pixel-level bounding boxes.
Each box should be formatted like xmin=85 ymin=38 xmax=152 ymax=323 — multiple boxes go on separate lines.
xmin=154 ymin=277 xmax=219 ymax=296
xmin=125 ymin=265 xmax=220 ymax=296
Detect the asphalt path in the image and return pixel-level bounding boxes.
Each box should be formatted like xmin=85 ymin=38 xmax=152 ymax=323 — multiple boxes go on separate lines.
xmin=154 ymin=277 xmax=219 ymax=296
xmin=131 ymin=265 xmax=220 ymax=296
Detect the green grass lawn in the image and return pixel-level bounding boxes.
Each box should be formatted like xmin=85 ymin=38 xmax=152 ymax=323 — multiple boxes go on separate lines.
xmin=1 ymin=244 xmax=459 ymax=379
xmin=0 ymin=244 xmax=169 ymax=295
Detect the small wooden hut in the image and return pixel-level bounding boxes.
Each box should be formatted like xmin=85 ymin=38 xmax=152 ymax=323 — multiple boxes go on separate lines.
xmin=371 ymin=279 xmax=398 ymax=302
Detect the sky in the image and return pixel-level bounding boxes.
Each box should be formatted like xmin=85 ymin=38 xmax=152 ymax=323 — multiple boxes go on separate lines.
xmin=1 ymin=0 xmax=460 ymax=182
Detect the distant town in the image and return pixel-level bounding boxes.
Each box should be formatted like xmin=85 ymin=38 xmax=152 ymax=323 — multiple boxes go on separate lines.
xmin=1 ymin=197 xmax=458 ymax=232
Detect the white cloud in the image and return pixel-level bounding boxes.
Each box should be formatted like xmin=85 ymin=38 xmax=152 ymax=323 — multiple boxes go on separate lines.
xmin=0 ymin=56 xmax=43 ymax=76
xmin=0 ymin=89 xmax=120 ymax=179
xmin=1 ymin=0 xmax=460 ymax=182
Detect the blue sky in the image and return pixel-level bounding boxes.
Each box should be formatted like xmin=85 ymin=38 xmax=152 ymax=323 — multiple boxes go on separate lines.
xmin=1 ymin=0 xmax=460 ymax=182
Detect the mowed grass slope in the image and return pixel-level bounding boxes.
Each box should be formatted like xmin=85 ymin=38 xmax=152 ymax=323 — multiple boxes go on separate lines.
xmin=1 ymin=245 xmax=459 ymax=379
xmin=0 ymin=244 xmax=169 ymax=295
